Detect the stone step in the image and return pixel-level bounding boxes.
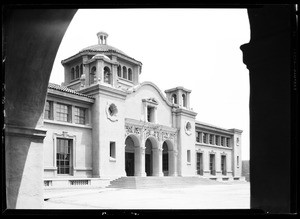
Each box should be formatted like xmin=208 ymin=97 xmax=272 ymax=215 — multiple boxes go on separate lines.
xmin=107 ymin=176 xmax=224 ymax=189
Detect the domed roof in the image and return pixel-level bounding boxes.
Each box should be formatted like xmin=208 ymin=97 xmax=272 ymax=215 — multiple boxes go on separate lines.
xmin=80 ymin=44 xmax=128 ymax=57
xmin=91 ymin=53 xmax=111 ymax=60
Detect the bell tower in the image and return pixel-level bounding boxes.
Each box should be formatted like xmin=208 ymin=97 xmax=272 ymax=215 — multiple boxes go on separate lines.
xmin=165 ymin=86 xmax=191 ymax=109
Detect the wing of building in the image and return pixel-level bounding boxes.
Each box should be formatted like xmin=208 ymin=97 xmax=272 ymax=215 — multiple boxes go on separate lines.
xmin=43 ymin=32 xmax=244 ymax=188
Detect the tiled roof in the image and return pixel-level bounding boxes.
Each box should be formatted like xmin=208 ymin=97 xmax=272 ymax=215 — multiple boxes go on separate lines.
xmin=80 ymin=44 xmax=128 ymax=56
xmin=48 ymin=83 xmax=94 ymax=99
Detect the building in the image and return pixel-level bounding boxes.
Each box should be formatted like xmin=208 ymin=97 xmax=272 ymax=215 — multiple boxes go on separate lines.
xmin=43 ymin=32 xmax=243 ymax=188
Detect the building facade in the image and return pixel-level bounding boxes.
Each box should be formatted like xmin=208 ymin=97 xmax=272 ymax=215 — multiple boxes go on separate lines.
xmin=43 ymin=32 xmax=243 ymax=187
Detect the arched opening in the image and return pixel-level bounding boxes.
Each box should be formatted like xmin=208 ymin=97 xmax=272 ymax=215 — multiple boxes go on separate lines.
xmin=75 ymin=65 xmax=80 ymax=78
xmin=182 ymin=94 xmax=186 ymax=107
xmin=145 ymin=138 xmax=153 ymax=176
xmin=104 ymin=66 xmax=111 ymax=84
xmin=117 ymin=65 xmax=121 ymax=77
xmin=162 ymin=142 xmax=169 ymax=176
xmin=90 ymin=66 xmax=96 ymax=85
xmin=128 ymin=68 xmax=133 ymax=81
xmin=125 ymin=135 xmax=139 ymax=176
xmin=122 ymin=66 xmax=127 ymax=79
xmin=171 ymin=93 xmax=177 ymax=104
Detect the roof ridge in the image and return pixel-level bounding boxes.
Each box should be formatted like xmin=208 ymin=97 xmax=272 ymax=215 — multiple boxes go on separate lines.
xmin=48 ymin=83 xmax=94 ymax=99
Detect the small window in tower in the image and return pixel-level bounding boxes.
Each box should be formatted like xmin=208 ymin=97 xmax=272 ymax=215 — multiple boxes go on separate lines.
xmin=117 ymin=65 xmax=121 ymax=77
xmin=80 ymin=64 xmax=83 ymax=76
xmin=71 ymin=68 xmax=75 ymax=80
xmin=187 ymin=150 xmax=191 ymax=163
xmin=75 ymin=65 xmax=80 ymax=78
xmin=104 ymin=67 xmax=111 ymax=84
xmin=182 ymin=94 xmax=187 ymax=107
xmin=90 ymin=66 xmax=96 ymax=85
xmin=128 ymin=68 xmax=133 ymax=81
xmin=122 ymin=66 xmax=127 ymax=79
xmin=171 ymin=94 xmax=177 ymax=104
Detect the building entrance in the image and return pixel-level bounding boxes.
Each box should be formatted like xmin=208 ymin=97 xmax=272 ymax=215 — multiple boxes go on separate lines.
xmin=145 ymin=139 xmax=153 ymax=176
xmin=125 ymin=136 xmax=136 ymax=176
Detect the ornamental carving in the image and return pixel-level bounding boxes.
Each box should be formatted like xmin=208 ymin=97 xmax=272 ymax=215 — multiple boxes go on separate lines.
xmin=125 ymin=125 xmax=142 ymax=137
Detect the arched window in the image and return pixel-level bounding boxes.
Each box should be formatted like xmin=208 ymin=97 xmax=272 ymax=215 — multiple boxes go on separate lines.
xmin=117 ymin=65 xmax=121 ymax=77
xmin=71 ymin=67 xmax=75 ymax=80
xmin=171 ymin=94 xmax=177 ymax=104
xmin=122 ymin=66 xmax=127 ymax=79
xmin=80 ymin=64 xmax=83 ymax=76
xmin=104 ymin=66 xmax=111 ymax=84
xmin=182 ymin=94 xmax=187 ymax=107
xmin=90 ymin=66 xmax=96 ymax=85
xmin=128 ymin=68 xmax=133 ymax=81
xmin=75 ymin=65 xmax=80 ymax=78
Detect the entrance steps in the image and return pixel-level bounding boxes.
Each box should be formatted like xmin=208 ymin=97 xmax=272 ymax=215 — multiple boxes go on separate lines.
xmin=107 ymin=176 xmax=224 ymax=189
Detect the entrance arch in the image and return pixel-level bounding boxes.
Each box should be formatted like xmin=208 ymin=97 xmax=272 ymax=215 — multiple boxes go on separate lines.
xmin=145 ymin=137 xmax=159 ymax=176
xmin=162 ymin=140 xmax=174 ymax=176
xmin=125 ymin=134 xmax=140 ymax=176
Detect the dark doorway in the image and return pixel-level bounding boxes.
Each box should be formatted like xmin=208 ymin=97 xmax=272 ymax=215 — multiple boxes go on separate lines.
xmin=196 ymin=152 xmax=203 ymax=175
xmin=221 ymin=155 xmax=227 ymax=175
xmin=145 ymin=139 xmax=153 ymax=176
xmin=162 ymin=142 xmax=169 ymax=176
xmin=209 ymin=154 xmax=216 ymax=175
xmin=125 ymin=152 xmax=134 ymax=176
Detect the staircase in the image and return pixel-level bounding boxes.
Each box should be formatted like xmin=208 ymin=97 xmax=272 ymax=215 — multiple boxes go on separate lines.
xmin=107 ymin=176 xmax=224 ymax=189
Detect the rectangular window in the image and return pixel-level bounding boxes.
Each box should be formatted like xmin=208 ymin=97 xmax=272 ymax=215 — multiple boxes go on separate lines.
xmin=57 ymin=138 xmax=72 ymax=175
xmin=75 ymin=107 xmax=86 ymax=124
xmin=187 ymin=150 xmax=191 ymax=163
xmin=203 ymin=133 xmax=207 ymax=144
xmin=209 ymin=134 xmax=214 ymax=145
xmin=215 ymin=135 xmax=219 ymax=145
xmin=221 ymin=137 xmax=224 ymax=146
xmin=209 ymin=154 xmax=216 ymax=175
xmin=110 ymin=142 xmax=116 ymax=159
xmin=147 ymin=106 xmax=155 ymax=123
xmin=226 ymin=138 xmax=230 ymax=147
xmin=237 ymin=156 xmax=240 ymax=167
xmin=56 ymin=103 xmax=71 ymax=122
xmin=221 ymin=155 xmax=227 ymax=175
xmin=196 ymin=132 xmax=201 ymax=143
xmin=44 ymin=100 xmax=53 ymax=120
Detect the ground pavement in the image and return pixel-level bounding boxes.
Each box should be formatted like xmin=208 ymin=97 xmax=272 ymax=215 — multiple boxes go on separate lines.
xmin=43 ymin=181 xmax=250 ymax=209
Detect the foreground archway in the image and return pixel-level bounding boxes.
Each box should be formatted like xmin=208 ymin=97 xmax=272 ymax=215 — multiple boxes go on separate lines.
xmin=125 ymin=134 xmax=140 ymax=176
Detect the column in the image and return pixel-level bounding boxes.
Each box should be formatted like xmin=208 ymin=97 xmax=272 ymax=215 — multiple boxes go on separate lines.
xmin=5 ymin=125 xmax=47 ymax=209
xmin=134 ymin=146 xmax=146 ymax=177
xmin=169 ymin=150 xmax=178 ymax=176
xmin=152 ymin=147 xmax=163 ymax=177
xmin=112 ymin=64 xmax=118 ymax=88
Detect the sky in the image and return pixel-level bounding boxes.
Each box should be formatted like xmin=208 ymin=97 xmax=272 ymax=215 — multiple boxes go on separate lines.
xmin=50 ymin=9 xmax=251 ymax=160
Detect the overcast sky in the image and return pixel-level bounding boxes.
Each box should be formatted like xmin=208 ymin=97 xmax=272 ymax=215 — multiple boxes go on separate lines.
xmin=50 ymin=9 xmax=250 ymax=160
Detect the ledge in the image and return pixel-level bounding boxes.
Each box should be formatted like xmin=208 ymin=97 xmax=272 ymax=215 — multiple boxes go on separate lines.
xmin=195 ymin=142 xmax=233 ymax=150
xmin=44 ymin=120 xmax=92 ymax=129
xmin=5 ymin=124 xmax=47 ymax=139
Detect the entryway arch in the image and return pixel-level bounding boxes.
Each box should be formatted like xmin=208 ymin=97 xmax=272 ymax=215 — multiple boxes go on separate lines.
xmin=162 ymin=140 xmax=175 ymax=176
xmin=125 ymin=134 xmax=140 ymax=176
xmin=145 ymin=136 xmax=159 ymax=176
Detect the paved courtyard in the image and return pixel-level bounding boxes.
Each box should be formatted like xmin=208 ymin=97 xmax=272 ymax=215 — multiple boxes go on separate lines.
xmin=43 ymin=181 xmax=250 ymax=209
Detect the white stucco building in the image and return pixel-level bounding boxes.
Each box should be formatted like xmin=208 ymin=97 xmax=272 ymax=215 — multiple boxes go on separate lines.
xmin=43 ymin=32 xmax=243 ymax=188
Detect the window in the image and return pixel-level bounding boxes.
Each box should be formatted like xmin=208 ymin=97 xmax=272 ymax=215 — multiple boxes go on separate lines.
xmin=215 ymin=135 xmax=220 ymax=145
xmin=221 ymin=136 xmax=224 ymax=146
xmin=203 ymin=133 xmax=207 ymax=144
xmin=196 ymin=132 xmax=201 ymax=143
xmin=80 ymin=64 xmax=83 ymax=76
xmin=221 ymin=155 xmax=227 ymax=175
xmin=226 ymin=138 xmax=230 ymax=147
xmin=171 ymin=94 xmax=177 ymax=104
xmin=237 ymin=156 xmax=240 ymax=167
xmin=187 ymin=150 xmax=191 ymax=163
xmin=110 ymin=142 xmax=116 ymax=159
xmin=117 ymin=65 xmax=121 ymax=77
xmin=209 ymin=134 xmax=214 ymax=145
xmin=75 ymin=65 xmax=80 ymax=78
xmin=182 ymin=94 xmax=187 ymax=107
xmin=236 ymin=137 xmax=240 ymax=146
xmin=104 ymin=67 xmax=111 ymax=84
xmin=147 ymin=106 xmax=155 ymax=123
xmin=74 ymin=107 xmax=86 ymax=124
xmin=56 ymin=103 xmax=71 ymax=122
xmin=209 ymin=154 xmax=216 ymax=175
xmin=122 ymin=66 xmax=127 ymax=79
xmin=90 ymin=66 xmax=96 ymax=85
xmin=57 ymin=138 xmax=72 ymax=174
xmin=44 ymin=100 xmax=53 ymax=120
xmin=71 ymin=68 xmax=75 ymax=80
xmin=128 ymin=68 xmax=133 ymax=81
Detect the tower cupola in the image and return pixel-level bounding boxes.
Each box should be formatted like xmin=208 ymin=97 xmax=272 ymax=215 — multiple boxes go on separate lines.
xmin=97 ymin=31 xmax=108 ymax=45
